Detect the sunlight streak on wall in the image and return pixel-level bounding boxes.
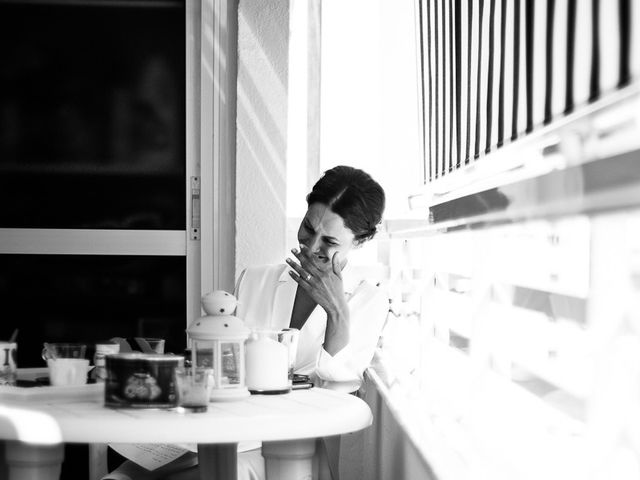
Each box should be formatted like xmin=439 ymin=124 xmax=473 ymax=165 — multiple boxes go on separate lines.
xmin=235 ymin=1 xmax=290 ymax=271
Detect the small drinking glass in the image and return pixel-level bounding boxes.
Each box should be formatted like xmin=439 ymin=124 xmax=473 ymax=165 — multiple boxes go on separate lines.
xmin=42 ymin=342 xmax=87 ymax=360
xmin=175 ymin=367 xmax=214 ymax=412
xmin=277 ymin=328 xmax=299 ymax=387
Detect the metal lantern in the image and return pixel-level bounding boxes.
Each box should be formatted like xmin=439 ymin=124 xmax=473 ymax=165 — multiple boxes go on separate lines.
xmin=186 ymin=291 xmax=250 ymax=401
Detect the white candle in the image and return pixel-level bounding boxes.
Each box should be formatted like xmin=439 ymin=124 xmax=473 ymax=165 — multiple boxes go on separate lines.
xmin=245 ymin=337 xmax=288 ymax=391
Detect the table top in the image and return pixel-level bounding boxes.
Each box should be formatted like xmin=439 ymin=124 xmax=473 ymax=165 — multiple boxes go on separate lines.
xmin=0 ymin=371 xmax=372 ymax=445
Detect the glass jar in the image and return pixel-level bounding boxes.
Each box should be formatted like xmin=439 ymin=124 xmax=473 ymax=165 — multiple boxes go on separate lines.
xmin=93 ymin=342 xmax=120 ymax=382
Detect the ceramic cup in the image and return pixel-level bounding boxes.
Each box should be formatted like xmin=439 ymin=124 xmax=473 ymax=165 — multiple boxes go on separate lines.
xmin=0 ymin=341 xmax=18 ymax=386
xmin=42 ymin=343 xmax=88 ymax=386
xmin=47 ymin=358 xmax=90 ymax=386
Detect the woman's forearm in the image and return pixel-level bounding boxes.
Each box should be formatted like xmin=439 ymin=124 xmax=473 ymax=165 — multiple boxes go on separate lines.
xmin=323 ymin=303 xmax=350 ymax=356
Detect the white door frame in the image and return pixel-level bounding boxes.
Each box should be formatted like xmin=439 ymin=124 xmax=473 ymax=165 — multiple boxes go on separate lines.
xmin=198 ymin=0 xmax=238 ymax=299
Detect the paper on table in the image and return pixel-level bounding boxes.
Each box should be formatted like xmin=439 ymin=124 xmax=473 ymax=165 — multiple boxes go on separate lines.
xmin=109 ymin=443 xmax=197 ymax=471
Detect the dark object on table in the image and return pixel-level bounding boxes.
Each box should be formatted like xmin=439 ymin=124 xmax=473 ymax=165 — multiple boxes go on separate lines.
xmin=105 ymin=353 xmax=183 ymax=408
xmin=292 ymin=374 xmax=313 ymax=390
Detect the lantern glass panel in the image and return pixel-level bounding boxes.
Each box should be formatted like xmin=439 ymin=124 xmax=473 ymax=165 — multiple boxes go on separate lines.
xmin=194 ymin=340 xmax=216 ymax=369
xmin=220 ymin=342 xmax=241 ymax=386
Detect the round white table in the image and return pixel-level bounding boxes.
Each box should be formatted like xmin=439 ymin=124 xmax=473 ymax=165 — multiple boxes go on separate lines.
xmin=0 ymin=381 xmax=372 ymax=480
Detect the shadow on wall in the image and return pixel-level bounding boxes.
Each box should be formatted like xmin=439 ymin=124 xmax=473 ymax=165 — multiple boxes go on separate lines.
xmin=236 ymin=50 xmax=287 ymax=210
xmin=239 ymin=1 xmax=289 ymax=87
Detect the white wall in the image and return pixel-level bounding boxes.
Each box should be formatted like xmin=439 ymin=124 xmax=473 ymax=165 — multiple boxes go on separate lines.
xmin=235 ymin=0 xmax=290 ymax=276
xmin=235 ymin=0 xmax=424 ymax=276
xmin=319 ymin=0 xmax=423 ymax=220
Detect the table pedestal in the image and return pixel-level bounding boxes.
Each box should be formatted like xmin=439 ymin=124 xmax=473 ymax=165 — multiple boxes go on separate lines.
xmin=89 ymin=443 xmax=108 ymax=480
xmin=262 ymin=439 xmax=315 ymax=480
xmin=198 ymin=443 xmax=237 ymax=480
xmin=5 ymin=441 xmax=64 ymax=480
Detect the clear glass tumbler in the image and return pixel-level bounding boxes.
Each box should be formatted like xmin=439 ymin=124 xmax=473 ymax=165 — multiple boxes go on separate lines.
xmin=175 ymin=367 xmax=214 ymax=412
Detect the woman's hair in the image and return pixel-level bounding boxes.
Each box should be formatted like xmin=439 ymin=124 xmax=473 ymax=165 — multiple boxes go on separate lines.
xmin=306 ymin=166 xmax=385 ymax=245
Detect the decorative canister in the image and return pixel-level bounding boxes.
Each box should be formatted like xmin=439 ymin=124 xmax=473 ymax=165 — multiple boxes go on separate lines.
xmin=104 ymin=353 xmax=184 ymax=408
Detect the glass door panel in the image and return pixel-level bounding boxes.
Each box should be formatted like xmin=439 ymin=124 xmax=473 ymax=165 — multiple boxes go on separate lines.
xmin=0 ymin=1 xmax=186 ymax=229
xmin=0 ymin=254 xmax=187 ymax=368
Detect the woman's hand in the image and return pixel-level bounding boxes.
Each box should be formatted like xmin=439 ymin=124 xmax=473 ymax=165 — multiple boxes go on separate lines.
xmin=286 ymin=246 xmax=350 ymax=355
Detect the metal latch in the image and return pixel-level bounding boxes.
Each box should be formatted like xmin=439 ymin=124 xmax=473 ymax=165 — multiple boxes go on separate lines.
xmin=191 ymin=176 xmax=201 ymax=240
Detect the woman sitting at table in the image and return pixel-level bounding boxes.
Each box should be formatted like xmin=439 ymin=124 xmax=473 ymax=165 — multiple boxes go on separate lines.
xmin=104 ymin=165 xmax=388 ymax=480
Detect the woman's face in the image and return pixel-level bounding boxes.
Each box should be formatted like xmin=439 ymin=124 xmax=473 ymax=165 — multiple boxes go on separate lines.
xmin=297 ymin=203 xmax=356 ymax=268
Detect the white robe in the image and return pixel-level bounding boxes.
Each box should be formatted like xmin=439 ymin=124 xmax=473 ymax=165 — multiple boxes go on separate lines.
xmin=235 ymin=263 xmax=389 ymax=393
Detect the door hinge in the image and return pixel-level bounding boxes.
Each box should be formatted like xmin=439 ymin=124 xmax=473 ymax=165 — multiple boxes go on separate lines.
xmin=191 ymin=176 xmax=201 ymax=240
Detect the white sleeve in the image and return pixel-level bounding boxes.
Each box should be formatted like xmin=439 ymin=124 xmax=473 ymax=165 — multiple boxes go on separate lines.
xmin=313 ymin=283 xmax=389 ymax=388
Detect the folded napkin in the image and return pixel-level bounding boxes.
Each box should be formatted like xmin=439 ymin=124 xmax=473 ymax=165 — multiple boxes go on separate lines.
xmin=109 ymin=338 xmax=134 ymax=353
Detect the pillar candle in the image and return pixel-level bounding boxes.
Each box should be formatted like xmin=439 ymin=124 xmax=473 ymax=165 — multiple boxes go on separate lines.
xmin=245 ymin=337 xmax=288 ymax=391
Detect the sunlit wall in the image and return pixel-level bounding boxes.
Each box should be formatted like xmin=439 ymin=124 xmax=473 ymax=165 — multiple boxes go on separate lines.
xmin=319 ymin=0 xmax=423 ymax=220
xmin=236 ymin=0 xmax=290 ymax=273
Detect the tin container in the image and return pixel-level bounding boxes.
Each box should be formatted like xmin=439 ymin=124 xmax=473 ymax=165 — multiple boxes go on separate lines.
xmin=105 ymin=353 xmax=184 ymax=408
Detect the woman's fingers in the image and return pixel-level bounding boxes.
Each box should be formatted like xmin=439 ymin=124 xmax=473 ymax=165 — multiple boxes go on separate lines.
xmin=288 ymin=269 xmax=312 ymax=286
xmin=291 ymin=246 xmax=321 ymax=275
xmin=285 ymin=257 xmax=311 ymax=280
